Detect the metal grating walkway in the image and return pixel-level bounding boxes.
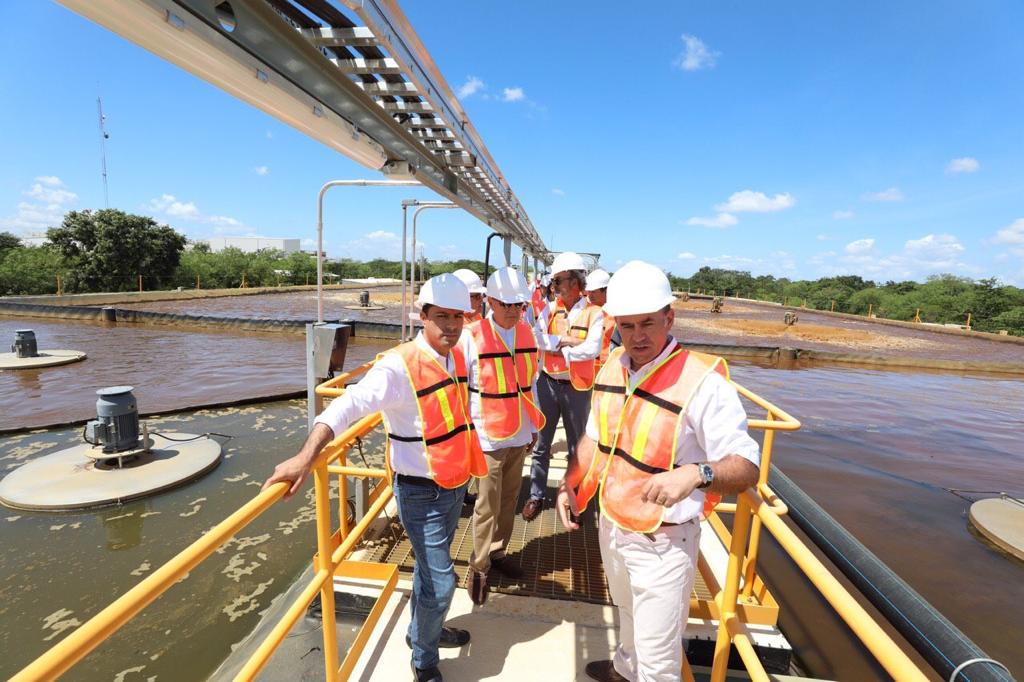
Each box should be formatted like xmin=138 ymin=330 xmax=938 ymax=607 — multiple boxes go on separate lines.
xmin=362 ymin=477 xmax=714 ymax=605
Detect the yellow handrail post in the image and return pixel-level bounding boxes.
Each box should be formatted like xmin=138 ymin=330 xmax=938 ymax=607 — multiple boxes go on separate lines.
xmin=710 ymin=493 xmax=754 ymax=682
xmin=742 ymin=412 xmax=775 ymax=598
xmin=313 ymin=463 xmax=342 ymax=681
xmin=338 ymin=448 xmax=350 ymax=540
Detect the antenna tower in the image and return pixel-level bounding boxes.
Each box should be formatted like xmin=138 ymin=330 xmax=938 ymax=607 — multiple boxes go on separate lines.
xmin=97 ymin=96 xmax=110 ymax=208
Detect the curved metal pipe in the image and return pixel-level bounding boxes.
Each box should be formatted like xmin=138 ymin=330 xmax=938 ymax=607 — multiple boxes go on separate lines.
xmin=407 ymin=202 xmax=457 ymax=338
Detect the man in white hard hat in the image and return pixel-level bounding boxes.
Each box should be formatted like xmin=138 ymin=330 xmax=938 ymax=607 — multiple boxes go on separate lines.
xmin=585 ymin=268 xmax=618 ymax=372
xmin=263 ymin=273 xmax=487 ymax=682
xmin=452 ymin=268 xmax=487 ymax=324
xmin=459 ymin=266 xmax=544 ymax=604
xmin=523 ymin=251 xmax=604 ymax=521
xmin=556 ymin=261 xmax=760 ymax=682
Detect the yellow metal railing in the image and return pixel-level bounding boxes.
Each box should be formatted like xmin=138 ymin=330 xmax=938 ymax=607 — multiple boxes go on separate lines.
xmin=13 ymin=361 xmax=392 ymax=682
xmin=16 ymin=358 xmax=932 ymax=682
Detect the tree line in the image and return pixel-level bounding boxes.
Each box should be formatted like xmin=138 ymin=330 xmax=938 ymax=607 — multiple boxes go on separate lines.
xmin=1 ymin=210 xmax=1022 ymax=335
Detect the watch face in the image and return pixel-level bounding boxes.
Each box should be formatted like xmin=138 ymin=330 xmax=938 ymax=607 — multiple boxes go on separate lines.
xmin=699 ymin=464 xmax=713 ymax=488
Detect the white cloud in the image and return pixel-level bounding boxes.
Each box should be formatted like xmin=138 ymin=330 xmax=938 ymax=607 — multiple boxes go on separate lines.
xmin=862 ymin=187 xmax=904 ymax=202
xmin=833 ymin=210 xmax=854 ymax=220
xmin=502 ymin=87 xmax=525 ymax=103
xmin=992 ymin=218 xmax=1024 ymax=245
xmin=844 ymin=238 xmax=875 ymax=255
xmin=457 ymin=76 xmax=484 ymax=99
xmin=685 ymin=213 xmax=738 ymax=228
xmin=904 ymin=234 xmax=964 ymax=266
xmin=946 ymin=157 xmax=980 ymax=174
xmin=253 ymin=165 xmax=269 ymax=176
xmin=145 ymin=193 xmax=247 ymax=235
xmin=817 ymin=234 xmax=832 ymax=241
xmin=677 ymin=251 xmax=697 ymax=260
xmin=714 ymin=190 xmax=795 ymax=213
xmin=366 ymin=230 xmax=399 ymax=241
xmin=0 ymin=177 xmax=79 ymax=234
xmin=25 ymin=177 xmax=78 ymax=205
xmin=674 ymin=34 xmax=719 ymax=72
xmin=551 ymin=188 xmax=566 ymax=196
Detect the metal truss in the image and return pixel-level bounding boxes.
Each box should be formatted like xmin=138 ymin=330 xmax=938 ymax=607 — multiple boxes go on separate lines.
xmin=55 ymin=0 xmax=550 ymax=262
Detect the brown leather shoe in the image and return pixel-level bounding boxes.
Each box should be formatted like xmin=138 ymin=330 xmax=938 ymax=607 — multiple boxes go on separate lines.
xmin=584 ymin=660 xmax=628 ymax=682
xmin=490 ymin=557 xmax=524 ymax=579
xmin=467 ymin=569 xmax=489 ymax=605
xmin=521 ymin=498 xmax=543 ymax=522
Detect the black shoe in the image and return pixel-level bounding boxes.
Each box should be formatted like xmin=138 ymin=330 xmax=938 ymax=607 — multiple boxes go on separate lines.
xmin=412 ymin=665 xmax=443 ymax=682
xmin=585 ymin=660 xmax=629 ymax=682
xmin=490 ymin=557 xmax=524 ymax=579
xmin=521 ymin=497 xmax=543 ymax=521
xmin=406 ymin=626 xmax=471 ymax=649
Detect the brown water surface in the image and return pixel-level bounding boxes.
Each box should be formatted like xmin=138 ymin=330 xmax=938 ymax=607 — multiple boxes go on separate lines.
xmin=727 ymin=361 xmax=1024 ymax=678
xmin=0 ymin=317 xmax=384 ymax=430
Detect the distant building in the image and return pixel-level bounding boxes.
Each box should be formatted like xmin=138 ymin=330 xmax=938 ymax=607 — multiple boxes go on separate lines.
xmin=205 ymin=237 xmax=300 ymax=254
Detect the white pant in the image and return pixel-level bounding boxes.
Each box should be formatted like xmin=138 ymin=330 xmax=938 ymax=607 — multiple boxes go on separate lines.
xmin=599 ymin=514 xmax=700 ymax=682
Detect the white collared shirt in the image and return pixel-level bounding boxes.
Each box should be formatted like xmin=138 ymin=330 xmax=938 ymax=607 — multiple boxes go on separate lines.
xmin=460 ymin=313 xmax=539 ymax=451
xmin=313 ymin=332 xmax=459 ymax=478
xmin=584 ymin=337 xmax=760 ymax=523
xmin=534 ymin=296 xmax=604 ymax=369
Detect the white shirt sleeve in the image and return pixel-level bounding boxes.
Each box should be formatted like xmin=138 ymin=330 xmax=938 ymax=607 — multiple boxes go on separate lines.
xmin=312 ymin=355 xmax=405 ymax=438
xmin=686 ymin=372 xmax=761 ymax=467
xmin=533 ymin=303 xmax=561 ymax=351
xmin=563 ymin=307 xmax=604 ymax=362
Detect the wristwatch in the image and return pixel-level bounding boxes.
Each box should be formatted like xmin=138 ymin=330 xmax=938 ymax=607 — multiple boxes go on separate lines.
xmin=695 ymin=463 xmax=714 ymax=490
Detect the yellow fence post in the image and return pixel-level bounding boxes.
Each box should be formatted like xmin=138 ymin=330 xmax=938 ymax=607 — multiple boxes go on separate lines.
xmin=966 ymin=312 xmax=972 ymax=329
xmin=138 ymin=274 xmax=143 ymax=292
xmin=711 ymin=493 xmax=754 ymax=682
xmin=313 ymin=463 xmax=342 ymax=681
xmin=830 ymin=300 xmax=836 ymax=312
xmin=196 ymin=275 xmax=201 ymax=290
xmin=867 ymin=303 xmax=873 ymax=318
xmin=913 ymin=308 xmax=921 ymax=323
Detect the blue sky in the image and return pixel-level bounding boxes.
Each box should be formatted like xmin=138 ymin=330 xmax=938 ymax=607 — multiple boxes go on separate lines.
xmin=2 ymin=1 xmax=1023 ymax=284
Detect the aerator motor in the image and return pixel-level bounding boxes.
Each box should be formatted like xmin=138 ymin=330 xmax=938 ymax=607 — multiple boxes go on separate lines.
xmin=11 ymin=329 xmax=38 ymax=358
xmin=85 ymin=386 xmax=143 ymax=454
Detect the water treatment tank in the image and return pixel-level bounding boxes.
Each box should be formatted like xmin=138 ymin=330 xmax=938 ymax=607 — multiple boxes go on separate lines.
xmin=85 ymin=386 xmax=141 ymax=453
xmin=12 ymin=330 xmax=38 ymax=358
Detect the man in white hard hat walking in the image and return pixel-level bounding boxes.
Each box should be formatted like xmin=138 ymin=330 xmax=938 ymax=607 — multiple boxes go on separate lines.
xmin=523 ymin=251 xmax=604 ymax=521
xmin=556 ymin=261 xmax=760 ymax=682
xmin=263 ymin=273 xmax=487 ymax=682
xmin=460 ymin=267 xmax=544 ymax=604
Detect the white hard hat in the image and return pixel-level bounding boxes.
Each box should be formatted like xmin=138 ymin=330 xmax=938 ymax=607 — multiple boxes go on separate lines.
xmin=486 ymin=267 xmax=531 ymax=303
xmin=604 ymin=261 xmax=676 ymax=317
xmin=549 ymin=251 xmax=588 ymax=276
xmin=541 ymin=274 xmax=551 ymax=286
xmin=451 ymin=268 xmax=486 ymax=294
xmin=585 ymin=268 xmax=610 ymax=291
xmin=417 ymin=273 xmax=473 ymax=312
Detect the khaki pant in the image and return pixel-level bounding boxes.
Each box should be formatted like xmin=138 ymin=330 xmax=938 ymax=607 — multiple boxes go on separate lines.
xmin=469 ymin=443 xmax=531 ymax=573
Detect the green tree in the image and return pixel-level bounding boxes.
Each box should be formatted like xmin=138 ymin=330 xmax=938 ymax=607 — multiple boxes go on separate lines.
xmin=0 ymin=231 xmax=21 ymax=254
xmin=0 ymin=245 xmax=64 ymax=295
xmin=48 ymin=209 xmax=186 ymax=292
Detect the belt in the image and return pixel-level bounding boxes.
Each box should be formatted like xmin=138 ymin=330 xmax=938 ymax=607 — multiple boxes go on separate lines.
xmin=395 ymin=473 xmax=439 ymax=488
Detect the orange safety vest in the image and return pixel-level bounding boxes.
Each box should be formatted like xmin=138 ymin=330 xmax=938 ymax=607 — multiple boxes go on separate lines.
xmin=596 ymin=315 xmax=616 ymax=371
xmin=531 ymin=287 xmax=545 ymax=317
xmin=386 ymin=341 xmax=487 ymax=489
xmin=573 ymin=345 xmax=729 ymax=532
xmin=468 ymin=318 xmax=546 ymax=441
xmin=464 ymin=310 xmax=483 ymax=324
xmin=542 ymin=299 xmax=602 ymax=390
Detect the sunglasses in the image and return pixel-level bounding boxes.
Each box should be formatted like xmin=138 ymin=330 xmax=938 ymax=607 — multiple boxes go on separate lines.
xmin=491 ymin=300 xmax=527 ymax=310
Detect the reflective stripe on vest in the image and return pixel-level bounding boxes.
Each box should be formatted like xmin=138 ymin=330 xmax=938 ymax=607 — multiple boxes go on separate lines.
xmin=388 ymin=341 xmax=487 ymax=489
xmin=542 ymin=300 xmax=600 ymax=390
xmin=596 ymin=315 xmax=616 ymax=370
xmin=574 ymin=345 xmax=729 ymax=532
xmin=468 ymin=318 xmax=546 ymax=441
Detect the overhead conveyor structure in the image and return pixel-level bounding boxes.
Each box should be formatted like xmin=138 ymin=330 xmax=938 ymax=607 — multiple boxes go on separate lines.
xmin=56 ymin=0 xmax=550 ymax=263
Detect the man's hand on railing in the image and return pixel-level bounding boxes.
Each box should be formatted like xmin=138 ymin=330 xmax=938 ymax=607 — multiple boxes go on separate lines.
xmin=262 ymin=423 xmax=335 ymax=500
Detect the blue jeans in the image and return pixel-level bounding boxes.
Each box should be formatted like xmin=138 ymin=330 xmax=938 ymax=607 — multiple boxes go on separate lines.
xmin=529 ymin=373 xmax=592 ymax=501
xmin=392 ymin=476 xmax=467 ymax=670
